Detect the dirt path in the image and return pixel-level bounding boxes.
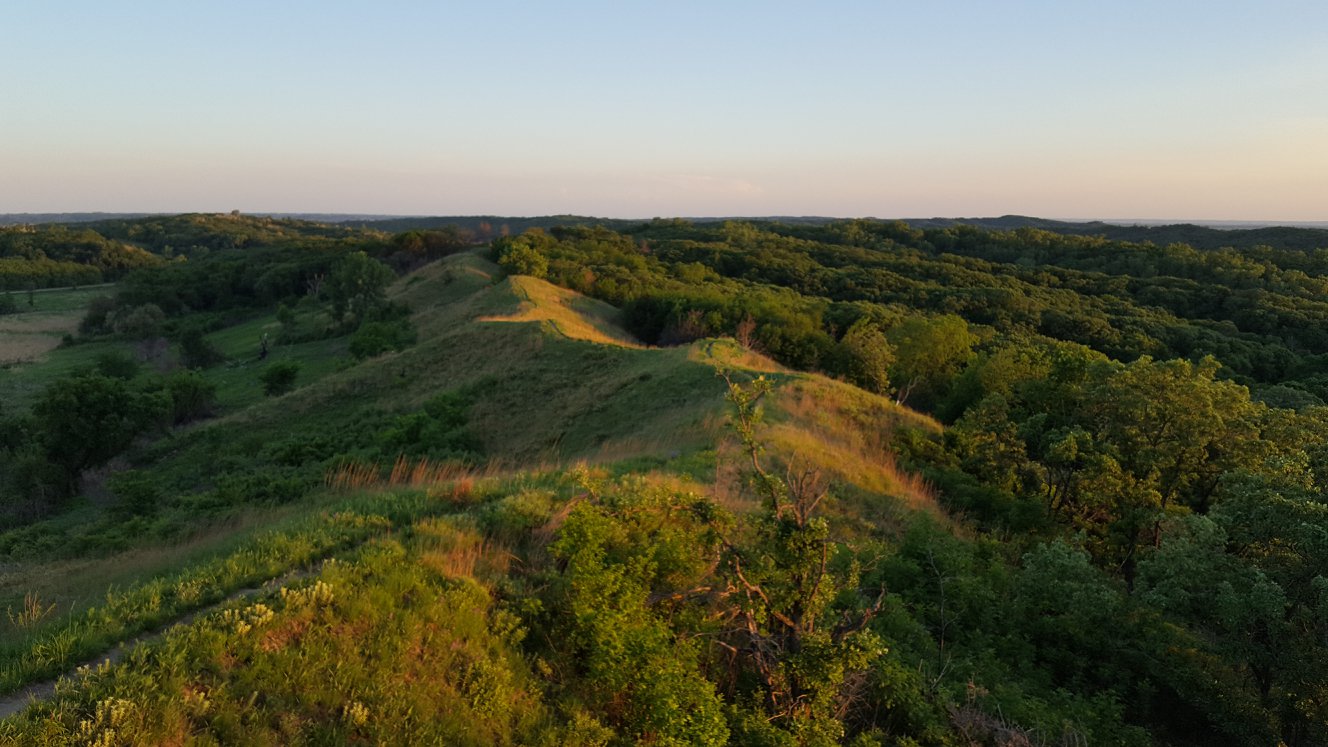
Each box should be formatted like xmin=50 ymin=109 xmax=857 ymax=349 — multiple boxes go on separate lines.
xmin=13 ymin=283 xmax=117 ymax=296
xmin=0 ymin=564 xmax=321 ymax=721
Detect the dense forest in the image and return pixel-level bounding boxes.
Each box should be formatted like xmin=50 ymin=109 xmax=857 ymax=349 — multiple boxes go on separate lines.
xmin=2 ymin=214 xmax=1327 ymax=745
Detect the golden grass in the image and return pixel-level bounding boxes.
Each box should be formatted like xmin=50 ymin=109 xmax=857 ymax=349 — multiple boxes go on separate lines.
xmin=5 ymin=592 xmax=56 ymax=632
xmin=412 ymin=518 xmax=512 ymax=581
xmin=761 ymin=375 xmax=943 ymax=515
xmin=0 ymin=316 xmax=79 ymax=335
xmin=774 ymin=376 xmax=943 ymax=438
xmin=0 ymin=332 xmax=61 ymax=364
xmin=763 ymin=424 xmax=938 ymax=514
xmin=323 ymin=456 xmax=489 ymax=502
xmin=477 ymin=276 xmax=642 ymax=348
xmin=688 ymin=337 xmax=786 ymax=373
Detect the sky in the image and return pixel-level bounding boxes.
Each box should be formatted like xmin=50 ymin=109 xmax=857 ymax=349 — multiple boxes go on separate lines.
xmin=2 ymin=1 xmax=1326 ymax=220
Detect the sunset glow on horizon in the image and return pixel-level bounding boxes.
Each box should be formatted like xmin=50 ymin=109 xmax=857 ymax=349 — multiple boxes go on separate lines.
xmin=2 ymin=1 xmax=1325 ymax=220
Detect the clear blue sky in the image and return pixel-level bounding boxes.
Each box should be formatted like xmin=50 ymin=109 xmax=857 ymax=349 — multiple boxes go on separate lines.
xmin=2 ymin=1 xmax=1325 ymax=219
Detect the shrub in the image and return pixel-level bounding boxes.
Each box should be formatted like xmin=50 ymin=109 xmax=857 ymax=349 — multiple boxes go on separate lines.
xmin=179 ymin=327 xmax=225 ymax=369
xmin=349 ymin=320 xmax=416 ymax=360
xmin=166 ymin=370 xmax=218 ymax=424
xmin=260 ymin=360 xmax=301 ymax=397
xmin=79 ymin=296 xmax=117 ymax=335
xmin=378 ymin=391 xmax=480 ymax=460
xmin=94 ymin=350 xmax=140 ymax=380
xmin=110 ymin=303 xmax=166 ymax=338
xmin=107 ymin=470 xmax=162 ymax=518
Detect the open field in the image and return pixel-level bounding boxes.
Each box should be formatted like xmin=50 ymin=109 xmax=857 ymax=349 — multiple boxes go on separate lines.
xmin=0 ymin=286 xmax=116 ymax=368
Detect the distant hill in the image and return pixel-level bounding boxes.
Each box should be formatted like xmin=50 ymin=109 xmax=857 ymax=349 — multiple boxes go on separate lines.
xmin=342 ymin=215 xmax=845 ymax=234
xmin=0 ymin=213 xmax=159 ymax=226
xmin=342 ymin=214 xmax=1328 ymax=251
xmin=7 ymin=211 xmax=1327 ymax=252
xmin=902 ymin=214 xmax=1328 ymax=250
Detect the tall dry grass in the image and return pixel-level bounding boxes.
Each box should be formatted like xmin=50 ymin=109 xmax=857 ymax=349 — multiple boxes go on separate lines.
xmin=412 ymin=518 xmax=513 ymax=581
xmin=323 ymin=456 xmax=500 ymax=502
xmin=765 ymin=378 xmax=941 ymax=514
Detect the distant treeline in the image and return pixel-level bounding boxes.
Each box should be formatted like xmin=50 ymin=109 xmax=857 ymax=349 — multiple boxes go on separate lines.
xmin=905 ymin=214 xmax=1328 ymax=251
xmin=491 ymin=219 xmax=1328 ymax=402
xmin=0 ymin=214 xmax=395 ymax=289
xmin=0 ymin=258 xmax=101 ymax=290
xmin=0 ymin=226 xmax=160 ymax=286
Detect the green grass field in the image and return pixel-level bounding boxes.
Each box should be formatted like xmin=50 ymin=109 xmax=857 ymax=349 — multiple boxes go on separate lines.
xmin=195 ymin=312 xmax=352 ymax=412
xmin=0 ymin=285 xmax=123 ymax=407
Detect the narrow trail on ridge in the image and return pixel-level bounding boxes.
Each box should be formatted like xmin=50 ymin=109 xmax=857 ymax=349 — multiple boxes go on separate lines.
xmin=0 ymin=564 xmax=324 ymax=721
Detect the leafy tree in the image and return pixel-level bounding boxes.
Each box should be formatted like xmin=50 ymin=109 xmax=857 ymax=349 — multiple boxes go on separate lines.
xmin=110 ymin=302 xmax=165 ymax=338
xmin=1 ymin=446 xmax=67 ymax=520
xmin=837 ymin=318 xmax=894 ymax=395
xmin=30 ymin=374 xmax=169 ymax=494
xmin=715 ymin=373 xmax=888 ymax=742
xmin=166 ymin=369 xmax=218 ymax=424
xmin=79 ymin=296 xmax=117 ymax=335
xmin=94 ymin=350 xmax=140 ymax=380
xmin=179 ymin=327 xmax=224 ymax=369
xmin=886 ymin=315 xmax=977 ymax=409
xmin=548 ymin=481 xmax=731 ymax=746
xmin=493 ymin=232 xmax=551 ymax=278
xmin=326 ymin=251 xmax=395 ymax=326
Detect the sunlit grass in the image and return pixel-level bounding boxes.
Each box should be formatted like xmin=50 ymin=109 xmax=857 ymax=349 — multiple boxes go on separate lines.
xmin=0 ymin=519 xmax=550 ymax=745
xmin=478 ymin=275 xmax=642 ymax=348
xmin=0 ymin=489 xmax=470 ymax=698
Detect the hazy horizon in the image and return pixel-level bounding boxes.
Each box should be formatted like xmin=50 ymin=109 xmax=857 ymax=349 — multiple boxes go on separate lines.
xmin=3 ymin=2 xmax=1325 ymax=220
xmin=7 ymin=211 xmax=1328 ymax=232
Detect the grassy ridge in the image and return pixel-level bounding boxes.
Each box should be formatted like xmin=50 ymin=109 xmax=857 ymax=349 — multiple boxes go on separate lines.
xmin=0 ymin=251 xmax=952 ymax=743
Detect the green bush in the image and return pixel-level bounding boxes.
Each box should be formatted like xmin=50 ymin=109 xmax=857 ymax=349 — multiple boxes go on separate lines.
xmin=107 ymin=470 xmax=162 ymax=518
xmin=494 ymin=236 xmax=549 ymax=278
xmin=94 ymin=350 xmax=140 ymax=380
xmin=378 ymin=391 xmax=480 ymax=459
xmin=178 ymin=326 xmax=225 ymax=369
xmin=260 ymin=360 xmax=301 ymax=397
xmin=166 ymin=369 xmax=218 ymax=424
xmin=349 ymin=319 xmax=417 ymax=360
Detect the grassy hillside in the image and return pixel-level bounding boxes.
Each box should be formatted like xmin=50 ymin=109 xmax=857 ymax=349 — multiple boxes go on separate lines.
xmin=0 ymin=249 xmax=935 ymax=636
xmin=6 ymin=218 xmax=1328 ymax=744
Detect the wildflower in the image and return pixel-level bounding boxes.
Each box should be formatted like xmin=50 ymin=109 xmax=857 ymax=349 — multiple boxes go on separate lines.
xmin=342 ymin=700 xmax=370 ymax=727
